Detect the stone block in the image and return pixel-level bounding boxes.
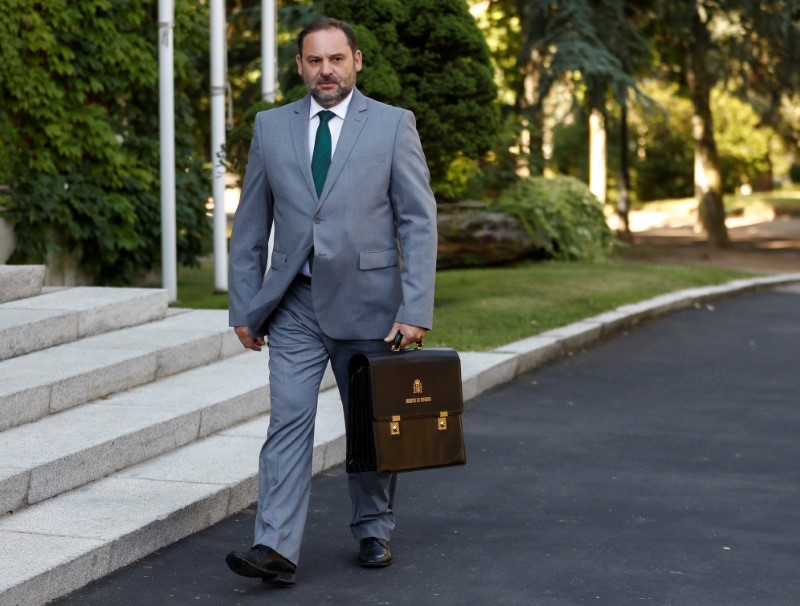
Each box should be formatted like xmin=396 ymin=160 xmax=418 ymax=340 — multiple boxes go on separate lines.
xmin=538 ymin=320 xmax=603 ymax=352
xmin=218 ymin=415 xmax=269 ymax=439
xmin=0 ymin=311 xmax=245 ymax=430
xmin=0 ymin=308 xmax=79 ymax=361
xmin=154 ymin=333 xmax=226 ymax=378
xmin=494 ymin=334 xmax=562 ymax=375
xmin=0 ymin=467 xmax=29 ymax=515
xmin=49 ymin=350 xmax=158 ymax=413
xmin=0 ymin=531 xmax=109 ymax=606
xmin=0 ymin=384 xmax=50 ymax=432
xmin=198 ymin=386 xmax=270 ymax=437
xmin=31 ymin=413 xmax=201 ymax=505
xmin=0 ymin=265 xmax=45 ymax=303
xmin=0 ymin=287 xmax=168 ymax=360
xmin=0 ymin=476 xmax=229 ymax=570
xmin=459 ymin=352 xmax=518 ymax=401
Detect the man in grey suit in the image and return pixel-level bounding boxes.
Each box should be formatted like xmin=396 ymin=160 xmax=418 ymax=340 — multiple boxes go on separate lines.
xmin=225 ymin=18 xmax=437 ymax=585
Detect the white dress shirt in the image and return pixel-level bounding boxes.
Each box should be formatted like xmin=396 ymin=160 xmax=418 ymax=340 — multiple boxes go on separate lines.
xmin=307 ymin=90 xmax=354 ymax=160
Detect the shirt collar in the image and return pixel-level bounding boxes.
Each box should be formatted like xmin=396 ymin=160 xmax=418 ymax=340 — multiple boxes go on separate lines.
xmin=308 ymin=89 xmax=354 ymax=121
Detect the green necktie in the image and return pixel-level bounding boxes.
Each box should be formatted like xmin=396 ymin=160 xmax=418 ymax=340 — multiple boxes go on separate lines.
xmin=311 ymin=110 xmax=334 ymax=197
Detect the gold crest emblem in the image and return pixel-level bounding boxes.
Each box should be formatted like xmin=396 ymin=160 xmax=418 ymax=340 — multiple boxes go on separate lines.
xmin=413 ymin=379 xmax=423 ymax=394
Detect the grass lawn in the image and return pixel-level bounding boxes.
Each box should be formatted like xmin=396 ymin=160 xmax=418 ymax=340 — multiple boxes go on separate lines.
xmin=175 ymin=257 xmax=754 ymax=351
xmin=174 ymin=259 xmax=230 ymax=310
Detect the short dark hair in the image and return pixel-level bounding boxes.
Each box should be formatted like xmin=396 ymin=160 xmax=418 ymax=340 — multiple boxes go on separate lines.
xmin=297 ymin=18 xmax=358 ymax=57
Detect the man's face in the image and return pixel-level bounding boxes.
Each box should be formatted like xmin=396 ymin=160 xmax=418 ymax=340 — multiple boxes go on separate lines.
xmin=296 ymin=28 xmax=362 ymax=108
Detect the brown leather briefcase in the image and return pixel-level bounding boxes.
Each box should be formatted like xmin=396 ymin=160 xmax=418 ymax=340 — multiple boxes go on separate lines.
xmin=346 ymin=345 xmax=466 ymax=474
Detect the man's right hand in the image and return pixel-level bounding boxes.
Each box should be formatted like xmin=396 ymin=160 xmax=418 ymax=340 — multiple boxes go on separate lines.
xmin=234 ymin=326 xmax=265 ymax=352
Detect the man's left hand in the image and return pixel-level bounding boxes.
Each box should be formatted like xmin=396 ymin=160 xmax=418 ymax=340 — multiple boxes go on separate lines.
xmin=384 ymin=322 xmax=427 ymax=349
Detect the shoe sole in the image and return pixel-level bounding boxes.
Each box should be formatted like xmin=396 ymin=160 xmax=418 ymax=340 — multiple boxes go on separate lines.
xmin=358 ymin=558 xmax=393 ymax=568
xmin=226 ymin=553 xmax=296 ymax=584
xmin=262 ymin=572 xmax=296 ymax=586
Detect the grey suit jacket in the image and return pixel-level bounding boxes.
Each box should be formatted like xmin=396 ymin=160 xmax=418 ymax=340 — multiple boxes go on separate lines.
xmin=228 ymin=89 xmax=437 ymax=340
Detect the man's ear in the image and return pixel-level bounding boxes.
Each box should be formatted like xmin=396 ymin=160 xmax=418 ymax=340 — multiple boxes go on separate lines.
xmin=354 ymin=50 xmax=363 ymax=73
xmin=296 ymin=54 xmax=303 ymax=75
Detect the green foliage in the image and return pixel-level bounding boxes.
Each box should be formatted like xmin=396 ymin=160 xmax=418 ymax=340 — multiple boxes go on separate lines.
xmin=712 ymin=89 xmax=773 ymax=191
xmin=628 ymin=82 xmax=695 ymax=201
xmin=225 ymin=100 xmax=278 ymax=184
xmin=239 ymin=0 xmax=500 ymax=200
xmin=546 ymin=80 xmax=784 ymax=203
xmin=0 ymin=0 xmax=210 ymax=284
xmin=492 ymin=175 xmax=613 ymax=261
xmin=550 ymin=116 xmax=590 ymax=183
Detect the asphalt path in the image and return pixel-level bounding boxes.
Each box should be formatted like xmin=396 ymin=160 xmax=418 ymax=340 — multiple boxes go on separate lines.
xmin=57 ymin=286 xmax=800 ymax=605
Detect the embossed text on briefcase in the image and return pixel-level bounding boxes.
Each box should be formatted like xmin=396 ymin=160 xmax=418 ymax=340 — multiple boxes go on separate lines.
xmin=346 ymin=346 xmax=466 ymax=474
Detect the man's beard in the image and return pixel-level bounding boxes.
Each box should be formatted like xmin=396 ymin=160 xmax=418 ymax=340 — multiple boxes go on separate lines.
xmin=305 ymin=73 xmax=356 ymax=107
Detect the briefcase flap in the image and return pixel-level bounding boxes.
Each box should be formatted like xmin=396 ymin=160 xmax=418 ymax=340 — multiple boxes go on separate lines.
xmin=355 ymin=348 xmax=463 ymax=421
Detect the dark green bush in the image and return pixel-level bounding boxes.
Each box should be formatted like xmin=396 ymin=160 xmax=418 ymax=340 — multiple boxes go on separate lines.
xmin=492 ymin=176 xmax=613 ymax=261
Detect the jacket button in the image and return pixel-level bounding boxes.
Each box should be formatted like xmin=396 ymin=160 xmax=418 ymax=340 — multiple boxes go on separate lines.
xmin=313 ymin=217 xmax=321 ymax=224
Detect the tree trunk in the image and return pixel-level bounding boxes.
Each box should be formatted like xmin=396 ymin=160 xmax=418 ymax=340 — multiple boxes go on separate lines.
xmin=685 ymin=4 xmax=729 ymax=248
xmin=589 ymin=108 xmax=607 ymax=203
xmin=517 ymin=2 xmax=548 ymax=177
xmin=519 ymin=52 xmax=546 ymax=176
xmin=617 ymin=96 xmax=631 ymax=236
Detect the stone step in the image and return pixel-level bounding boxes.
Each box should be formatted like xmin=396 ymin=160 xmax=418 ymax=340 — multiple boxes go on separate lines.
xmin=0 ymin=309 xmax=242 ymax=432
xmin=0 ymin=265 xmax=45 ymax=303
xmin=1 ymin=351 xmax=313 ymax=515
xmin=0 ymin=387 xmax=347 ymax=606
xmin=0 ymin=286 xmax=169 ymax=361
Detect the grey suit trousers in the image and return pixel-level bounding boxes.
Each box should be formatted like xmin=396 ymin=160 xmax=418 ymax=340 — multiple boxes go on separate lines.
xmin=254 ymin=278 xmax=397 ymax=565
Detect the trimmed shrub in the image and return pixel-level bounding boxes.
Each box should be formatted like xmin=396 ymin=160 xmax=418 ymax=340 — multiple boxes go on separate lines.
xmin=492 ymin=176 xmax=613 ymax=261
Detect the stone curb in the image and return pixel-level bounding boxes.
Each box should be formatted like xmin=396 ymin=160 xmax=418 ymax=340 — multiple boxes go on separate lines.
xmin=2 ymin=273 xmax=799 ymax=606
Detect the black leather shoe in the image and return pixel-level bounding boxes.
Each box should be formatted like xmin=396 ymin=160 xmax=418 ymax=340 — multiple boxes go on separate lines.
xmin=358 ymin=537 xmax=392 ymax=568
xmin=225 ymin=544 xmax=296 ymax=585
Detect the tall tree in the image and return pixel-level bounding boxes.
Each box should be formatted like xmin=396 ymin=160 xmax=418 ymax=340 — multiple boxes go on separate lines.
xmin=648 ymin=0 xmax=800 ymax=248
xmin=512 ymin=0 xmax=645 ymax=185
xmin=583 ymin=0 xmax=651 ymax=231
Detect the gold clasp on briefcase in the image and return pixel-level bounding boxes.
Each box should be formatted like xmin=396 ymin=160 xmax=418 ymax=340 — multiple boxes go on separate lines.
xmin=438 ymin=411 xmax=448 ymax=431
xmin=390 ymin=415 xmax=401 ymax=436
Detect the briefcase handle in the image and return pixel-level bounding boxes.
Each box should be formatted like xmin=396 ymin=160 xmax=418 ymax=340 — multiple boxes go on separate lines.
xmin=391 ymin=331 xmax=424 ymax=352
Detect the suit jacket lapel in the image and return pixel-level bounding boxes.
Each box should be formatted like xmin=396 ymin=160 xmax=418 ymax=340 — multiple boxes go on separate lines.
xmin=291 ymin=95 xmax=318 ymax=201
xmin=316 ymin=89 xmax=368 ymax=212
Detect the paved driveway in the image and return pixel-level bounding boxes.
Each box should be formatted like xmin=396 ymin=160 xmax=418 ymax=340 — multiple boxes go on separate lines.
xmin=57 ymin=286 xmax=800 ymax=605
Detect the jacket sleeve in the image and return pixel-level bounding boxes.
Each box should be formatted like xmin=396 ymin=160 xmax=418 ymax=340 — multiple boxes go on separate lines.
xmin=228 ymin=112 xmax=274 ymax=327
xmin=388 ymin=110 xmax=438 ymax=330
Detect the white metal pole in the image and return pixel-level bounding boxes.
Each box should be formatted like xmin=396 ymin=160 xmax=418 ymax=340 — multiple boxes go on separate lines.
xmin=158 ymin=0 xmax=177 ymax=302
xmin=262 ymin=0 xmax=276 ymax=102
xmin=210 ymin=0 xmax=228 ymax=292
